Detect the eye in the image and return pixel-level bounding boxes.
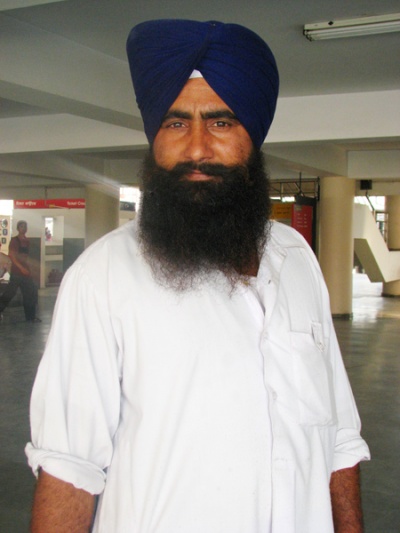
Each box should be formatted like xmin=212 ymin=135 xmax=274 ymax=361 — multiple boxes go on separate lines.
xmin=213 ymin=120 xmax=230 ymax=128
xmin=165 ymin=121 xmax=186 ymax=129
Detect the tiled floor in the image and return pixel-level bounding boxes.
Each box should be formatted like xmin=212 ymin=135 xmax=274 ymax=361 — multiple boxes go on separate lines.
xmin=334 ymin=275 xmax=400 ymax=533
xmin=0 ymin=275 xmax=399 ymax=532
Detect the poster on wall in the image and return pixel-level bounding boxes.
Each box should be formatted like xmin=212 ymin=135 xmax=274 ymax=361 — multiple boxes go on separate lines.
xmin=291 ymin=204 xmax=314 ymax=248
xmin=0 ymin=216 xmax=11 ymax=253
xmin=271 ymin=203 xmax=292 ymax=227
xmin=272 ymin=199 xmax=316 ymax=251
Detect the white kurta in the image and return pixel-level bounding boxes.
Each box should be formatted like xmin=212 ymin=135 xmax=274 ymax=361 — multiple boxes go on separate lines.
xmin=26 ymin=220 xmax=369 ymax=533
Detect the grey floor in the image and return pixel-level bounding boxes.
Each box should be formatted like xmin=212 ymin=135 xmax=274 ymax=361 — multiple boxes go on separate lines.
xmin=0 ymin=274 xmax=399 ymax=532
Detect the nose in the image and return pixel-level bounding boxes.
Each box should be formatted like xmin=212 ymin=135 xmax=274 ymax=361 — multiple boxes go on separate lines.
xmin=183 ymin=123 xmax=214 ymax=163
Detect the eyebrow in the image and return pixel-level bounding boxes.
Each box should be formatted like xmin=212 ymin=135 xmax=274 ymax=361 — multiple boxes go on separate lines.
xmin=162 ymin=110 xmax=192 ymax=121
xmin=201 ymin=109 xmax=239 ymax=121
xmin=162 ymin=109 xmax=240 ymax=122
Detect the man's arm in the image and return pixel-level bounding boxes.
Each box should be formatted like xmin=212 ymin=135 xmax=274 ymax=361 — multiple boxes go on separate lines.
xmin=330 ymin=463 xmax=364 ymax=533
xmin=31 ymin=470 xmax=95 ymax=533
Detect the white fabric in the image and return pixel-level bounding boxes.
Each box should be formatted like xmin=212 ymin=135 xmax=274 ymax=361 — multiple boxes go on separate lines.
xmin=26 ymin=220 xmax=370 ymax=533
xmin=189 ymin=69 xmax=203 ymax=78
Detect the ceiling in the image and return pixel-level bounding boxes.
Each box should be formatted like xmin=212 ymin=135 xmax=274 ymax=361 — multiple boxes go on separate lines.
xmin=0 ymin=0 xmax=399 ymax=198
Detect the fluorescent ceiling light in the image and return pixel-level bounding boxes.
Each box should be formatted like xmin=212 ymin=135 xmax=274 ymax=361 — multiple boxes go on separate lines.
xmin=0 ymin=0 xmax=67 ymax=9
xmin=303 ymin=13 xmax=400 ymax=41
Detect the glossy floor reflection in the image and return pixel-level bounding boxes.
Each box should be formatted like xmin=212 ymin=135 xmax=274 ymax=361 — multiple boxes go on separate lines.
xmin=0 ymin=275 xmax=399 ymax=532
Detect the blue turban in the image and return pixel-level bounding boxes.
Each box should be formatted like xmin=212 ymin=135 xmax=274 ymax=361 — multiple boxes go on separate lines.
xmin=126 ymin=19 xmax=279 ymax=148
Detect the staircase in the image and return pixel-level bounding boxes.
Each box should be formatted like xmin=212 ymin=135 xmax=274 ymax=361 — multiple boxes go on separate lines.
xmin=353 ymin=203 xmax=400 ymax=282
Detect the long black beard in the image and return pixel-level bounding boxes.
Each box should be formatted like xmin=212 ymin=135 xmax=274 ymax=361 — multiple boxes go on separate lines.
xmin=138 ymin=149 xmax=272 ymax=291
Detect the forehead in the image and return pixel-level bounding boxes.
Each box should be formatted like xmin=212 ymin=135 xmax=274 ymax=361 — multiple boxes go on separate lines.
xmin=169 ymin=77 xmax=232 ymax=113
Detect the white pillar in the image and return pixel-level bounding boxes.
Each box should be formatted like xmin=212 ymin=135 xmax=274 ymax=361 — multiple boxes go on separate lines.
xmin=319 ymin=176 xmax=355 ymax=318
xmin=85 ymin=183 xmax=119 ymax=248
xmin=382 ymin=195 xmax=400 ymax=297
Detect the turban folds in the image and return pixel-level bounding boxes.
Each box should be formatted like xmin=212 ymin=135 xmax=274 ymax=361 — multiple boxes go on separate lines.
xmin=126 ymin=19 xmax=279 ymax=148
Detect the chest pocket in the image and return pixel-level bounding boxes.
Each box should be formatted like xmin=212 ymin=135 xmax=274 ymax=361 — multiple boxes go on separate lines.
xmin=264 ymin=247 xmax=336 ymax=426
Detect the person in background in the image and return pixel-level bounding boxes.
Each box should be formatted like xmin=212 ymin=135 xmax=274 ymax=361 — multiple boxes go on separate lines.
xmin=26 ymin=20 xmax=369 ymax=533
xmin=0 ymin=220 xmax=41 ymax=322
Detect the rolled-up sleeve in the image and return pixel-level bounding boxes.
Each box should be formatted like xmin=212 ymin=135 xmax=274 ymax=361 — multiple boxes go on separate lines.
xmin=25 ymin=253 xmax=121 ymax=495
xmin=329 ymin=323 xmax=370 ymax=472
xmin=25 ymin=446 xmax=107 ymax=494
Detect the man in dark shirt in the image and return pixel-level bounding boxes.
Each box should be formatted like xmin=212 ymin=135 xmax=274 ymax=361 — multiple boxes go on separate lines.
xmin=0 ymin=220 xmax=41 ymax=322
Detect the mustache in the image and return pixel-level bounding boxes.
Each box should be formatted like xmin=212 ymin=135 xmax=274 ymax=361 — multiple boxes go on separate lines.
xmin=172 ymin=161 xmax=247 ymax=178
xmin=144 ymin=161 xmax=252 ymax=192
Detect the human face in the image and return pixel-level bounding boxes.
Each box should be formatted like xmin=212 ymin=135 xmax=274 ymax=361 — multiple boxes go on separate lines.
xmin=153 ymin=78 xmax=253 ymax=181
xmin=18 ymin=222 xmax=27 ymax=235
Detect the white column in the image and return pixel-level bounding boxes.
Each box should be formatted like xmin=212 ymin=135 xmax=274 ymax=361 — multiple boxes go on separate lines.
xmin=382 ymin=195 xmax=400 ymax=296
xmin=85 ymin=183 xmax=119 ymax=248
xmin=319 ymin=176 xmax=355 ymax=317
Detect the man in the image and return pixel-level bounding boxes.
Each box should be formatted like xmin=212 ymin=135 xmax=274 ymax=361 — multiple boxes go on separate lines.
xmin=26 ymin=20 xmax=369 ymax=532
xmin=0 ymin=220 xmax=40 ymax=322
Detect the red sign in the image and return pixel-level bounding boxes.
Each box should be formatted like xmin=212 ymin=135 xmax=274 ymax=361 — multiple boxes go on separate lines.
xmin=14 ymin=199 xmax=85 ymax=209
xmin=291 ymin=204 xmax=313 ymax=247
